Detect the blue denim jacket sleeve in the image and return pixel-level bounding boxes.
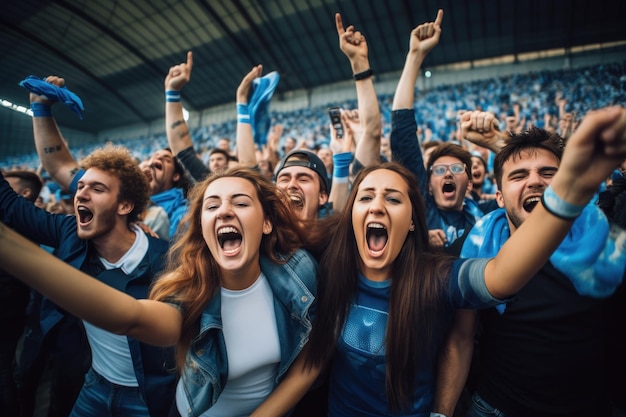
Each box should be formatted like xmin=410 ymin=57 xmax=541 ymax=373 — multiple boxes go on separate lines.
xmin=390 ymin=109 xmax=440 ymax=230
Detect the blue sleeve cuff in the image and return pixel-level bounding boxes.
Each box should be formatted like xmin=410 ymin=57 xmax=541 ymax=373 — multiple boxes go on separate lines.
xmin=451 ymin=258 xmax=512 ymax=309
xmin=68 ymin=169 xmax=86 ymax=194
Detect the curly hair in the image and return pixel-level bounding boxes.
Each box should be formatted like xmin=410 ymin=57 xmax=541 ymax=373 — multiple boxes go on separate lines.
xmin=80 ymin=143 xmax=149 ymax=223
xmin=149 ymin=167 xmax=308 ymax=372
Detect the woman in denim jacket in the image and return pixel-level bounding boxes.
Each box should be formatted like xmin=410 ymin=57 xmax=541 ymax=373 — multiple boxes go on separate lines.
xmin=0 ymin=167 xmax=319 ymax=417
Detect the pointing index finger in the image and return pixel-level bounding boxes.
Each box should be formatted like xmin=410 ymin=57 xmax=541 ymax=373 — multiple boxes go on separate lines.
xmin=335 ymin=13 xmax=345 ymax=36
xmin=434 ymin=9 xmax=444 ymax=27
xmin=186 ymin=51 xmax=193 ymax=70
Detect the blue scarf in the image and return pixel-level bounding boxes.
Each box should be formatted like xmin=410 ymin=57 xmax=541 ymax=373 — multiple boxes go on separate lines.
xmin=461 ymin=205 xmax=625 ymax=313
xmin=19 ymin=75 xmax=84 ymax=119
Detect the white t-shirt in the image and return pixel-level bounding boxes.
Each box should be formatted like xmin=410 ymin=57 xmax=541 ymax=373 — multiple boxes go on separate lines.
xmin=85 ymin=224 xmax=148 ymax=386
xmin=176 ymin=272 xmax=281 ymax=416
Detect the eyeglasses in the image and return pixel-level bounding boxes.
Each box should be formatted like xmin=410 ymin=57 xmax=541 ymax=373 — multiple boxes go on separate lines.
xmin=430 ymin=163 xmax=466 ymax=176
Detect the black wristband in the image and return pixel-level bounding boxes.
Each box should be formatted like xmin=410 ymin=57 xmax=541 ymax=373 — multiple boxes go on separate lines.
xmin=353 ymin=69 xmax=373 ymax=81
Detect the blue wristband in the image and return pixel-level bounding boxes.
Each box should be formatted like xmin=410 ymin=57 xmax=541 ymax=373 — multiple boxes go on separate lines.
xmin=237 ymin=103 xmax=249 ymax=115
xmin=166 ymin=90 xmax=181 ymax=103
xmin=237 ymin=103 xmax=251 ymax=124
xmin=30 ymin=102 xmax=52 ymax=117
xmin=333 ymin=151 xmax=353 ymax=179
xmin=541 ymin=184 xmax=585 ymax=220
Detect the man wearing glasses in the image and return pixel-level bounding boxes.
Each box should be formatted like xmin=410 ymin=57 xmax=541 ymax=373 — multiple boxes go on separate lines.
xmin=392 ymin=130 xmax=484 ymax=255
xmin=423 ymin=143 xmax=485 ymax=254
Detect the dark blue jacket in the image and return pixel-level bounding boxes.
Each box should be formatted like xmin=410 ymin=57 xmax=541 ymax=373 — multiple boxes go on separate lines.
xmin=0 ymin=172 xmax=177 ymax=417
xmin=391 ymin=109 xmax=483 ymax=254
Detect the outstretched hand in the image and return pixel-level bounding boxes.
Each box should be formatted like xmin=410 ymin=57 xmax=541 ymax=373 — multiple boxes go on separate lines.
xmin=165 ymin=51 xmax=193 ymax=91
xmin=409 ymin=9 xmax=444 ymax=55
xmin=236 ymin=65 xmax=263 ymax=104
xmin=556 ymin=106 xmax=626 ymax=202
xmin=30 ymin=75 xmax=65 ymax=104
xmin=335 ymin=14 xmax=368 ymax=64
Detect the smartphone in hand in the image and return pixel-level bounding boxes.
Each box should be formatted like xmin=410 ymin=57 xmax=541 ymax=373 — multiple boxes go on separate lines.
xmin=328 ymin=107 xmax=343 ymax=139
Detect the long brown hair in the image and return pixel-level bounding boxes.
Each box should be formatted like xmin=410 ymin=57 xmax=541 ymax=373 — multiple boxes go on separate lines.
xmin=149 ymin=167 xmax=307 ymax=371
xmin=306 ymin=162 xmax=454 ymax=412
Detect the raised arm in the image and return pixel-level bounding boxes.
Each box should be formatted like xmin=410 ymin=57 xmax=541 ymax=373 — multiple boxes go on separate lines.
xmin=165 ymin=51 xmax=212 ymax=182
xmin=335 ymin=13 xmax=381 ymax=168
xmin=30 ymin=76 xmax=81 ymax=190
xmin=327 ymin=110 xmax=355 ymax=213
xmin=390 ymin=11 xmax=444 ymax=238
xmin=485 ymin=106 xmax=626 ymax=298
xmin=392 ymin=9 xmax=443 ymax=110
xmin=165 ymin=51 xmax=194 ymax=156
xmin=0 ymin=221 xmax=182 ymax=347
xmin=236 ymin=65 xmax=263 ymax=167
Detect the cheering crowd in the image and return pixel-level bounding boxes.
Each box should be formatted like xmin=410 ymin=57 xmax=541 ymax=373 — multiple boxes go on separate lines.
xmin=1 ymin=9 xmax=625 ymax=417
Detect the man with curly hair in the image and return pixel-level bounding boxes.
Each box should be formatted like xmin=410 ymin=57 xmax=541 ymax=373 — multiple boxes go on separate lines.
xmin=0 ymin=144 xmax=177 ymax=417
xmin=28 ymin=76 xmax=189 ymax=241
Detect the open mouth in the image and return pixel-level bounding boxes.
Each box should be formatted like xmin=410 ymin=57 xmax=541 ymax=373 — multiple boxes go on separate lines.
xmin=366 ymin=223 xmax=388 ymax=254
xmin=152 ymin=161 xmax=163 ymax=172
xmin=442 ymin=181 xmax=456 ymax=197
xmin=77 ymin=206 xmax=93 ymax=225
xmin=288 ymin=194 xmax=304 ymax=210
xmin=523 ymin=196 xmax=541 ymax=212
xmin=217 ymin=226 xmax=242 ymax=254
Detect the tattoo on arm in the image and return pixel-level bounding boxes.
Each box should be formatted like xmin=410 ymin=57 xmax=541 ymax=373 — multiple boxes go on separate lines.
xmin=43 ymin=145 xmax=62 ymax=154
xmin=179 ymin=129 xmax=189 ymax=139
xmin=170 ymin=120 xmax=185 ymax=129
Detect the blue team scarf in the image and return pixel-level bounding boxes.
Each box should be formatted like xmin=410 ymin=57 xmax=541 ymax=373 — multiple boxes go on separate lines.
xmin=19 ymin=75 xmax=84 ymax=119
xmin=461 ymin=205 xmax=626 ymax=313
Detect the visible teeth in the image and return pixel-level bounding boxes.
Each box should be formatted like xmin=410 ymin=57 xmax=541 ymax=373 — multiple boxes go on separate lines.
xmin=77 ymin=206 xmax=93 ymax=223
xmin=366 ymin=223 xmax=388 ymax=252
xmin=289 ymin=195 xmax=304 ymax=208
xmin=217 ymin=226 xmax=242 ymax=250
xmin=523 ymin=196 xmax=541 ymax=212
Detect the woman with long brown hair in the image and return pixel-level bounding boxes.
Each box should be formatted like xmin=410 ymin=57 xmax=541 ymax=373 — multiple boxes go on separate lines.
xmin=0 ymin=167 xmax=319 ymax=417
xmin=304 ymin=94 xmax=626 ymax=417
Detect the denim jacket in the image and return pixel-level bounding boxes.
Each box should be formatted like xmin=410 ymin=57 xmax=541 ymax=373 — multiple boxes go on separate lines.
xmin=177 ymin=249 xmax=318 ymax=417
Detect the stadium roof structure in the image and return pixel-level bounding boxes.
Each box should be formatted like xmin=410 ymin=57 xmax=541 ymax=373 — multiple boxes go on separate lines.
xmin=1 ymin=0 xmax=624 ymax=134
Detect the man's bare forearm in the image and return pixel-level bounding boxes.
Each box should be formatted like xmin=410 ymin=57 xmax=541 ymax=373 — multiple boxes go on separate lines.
xmin=32 ymin=116 xmax=80 ymax=189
